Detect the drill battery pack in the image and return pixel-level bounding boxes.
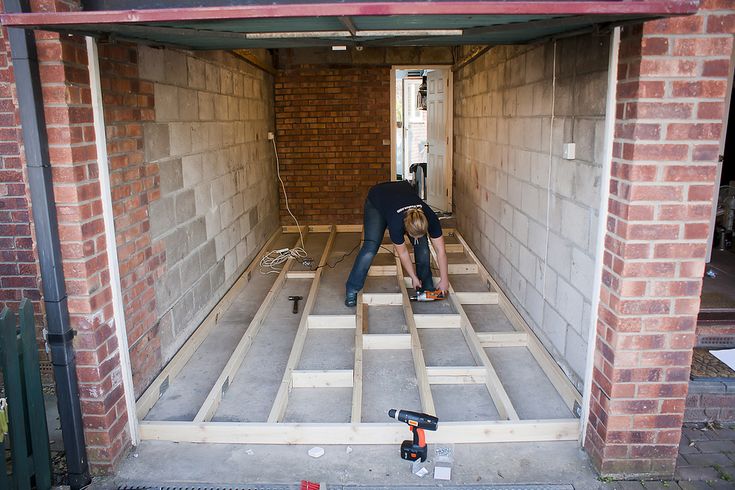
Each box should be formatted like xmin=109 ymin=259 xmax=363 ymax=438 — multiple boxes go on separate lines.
xmin=400 ymin=438 xmax=428 ymax=462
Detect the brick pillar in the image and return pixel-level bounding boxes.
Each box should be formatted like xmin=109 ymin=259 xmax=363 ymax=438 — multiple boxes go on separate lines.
xmin=29 ymin=0 xmax=131 ymax=473
xmin=585 ymin=2 xmax=735 ymax=478
xmin=38 ymin=34 xmax=132 ymax=473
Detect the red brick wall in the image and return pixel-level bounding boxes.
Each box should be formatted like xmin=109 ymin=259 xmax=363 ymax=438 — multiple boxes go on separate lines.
xmin=98 ymin=42 xmax=164 ymax=397
xmin=585 ymin=1 xmax=735 ymax=478
xmin=36 ymin=28 xmax=131 ymax=473
xmin=274 ymin=66 xmax=391 ymax=224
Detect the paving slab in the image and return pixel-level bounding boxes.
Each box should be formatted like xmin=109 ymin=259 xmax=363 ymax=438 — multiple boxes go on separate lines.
xmin=681 ymin=453 xmax=733 ymax=467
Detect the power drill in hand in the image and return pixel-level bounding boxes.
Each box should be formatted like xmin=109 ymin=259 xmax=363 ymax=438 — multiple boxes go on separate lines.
xmin=409 ymin=289 xmax=447 ymax=302
xmin=388 ymin=409 xmax=439 ymax=462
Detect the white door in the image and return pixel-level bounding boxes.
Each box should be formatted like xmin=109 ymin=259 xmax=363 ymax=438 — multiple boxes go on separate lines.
xmin=426 ymin=69 xmax=449 ymax=211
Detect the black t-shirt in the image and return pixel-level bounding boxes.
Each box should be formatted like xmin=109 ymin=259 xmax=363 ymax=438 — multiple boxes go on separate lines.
xmin=367 ymin=181 xmax=442 ymax=245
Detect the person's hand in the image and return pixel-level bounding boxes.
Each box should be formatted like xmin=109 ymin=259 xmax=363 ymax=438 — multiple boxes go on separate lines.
xmin=437 ymin=277 xmax=449 ymax=293
xmin=412 ymin=276 xmax=422 ymax=289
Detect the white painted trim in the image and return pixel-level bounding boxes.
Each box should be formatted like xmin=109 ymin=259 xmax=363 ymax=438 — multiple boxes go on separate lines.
xmin=390 ymin=66 xmax=397 ymax=180
xmin=580 ymin=27 xmax=620 ymax=447
xmin=85 ymin=37 xmax=139 ymax=445
xmin=705 ymin=46 xmax=735 ymax=262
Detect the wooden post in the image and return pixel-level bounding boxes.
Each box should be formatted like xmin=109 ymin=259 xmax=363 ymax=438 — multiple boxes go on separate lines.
xmin=19 ymin=299 xmax=52 ymax=489
xmin=0 ymin=307 xmax=31 ymax=487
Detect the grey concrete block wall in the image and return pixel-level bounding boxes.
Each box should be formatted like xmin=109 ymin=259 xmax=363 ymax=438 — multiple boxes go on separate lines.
xmin=453 ymin=35 xmax=610 ymax=390
xmin=140 ymin=46 xmax=279 ymax=363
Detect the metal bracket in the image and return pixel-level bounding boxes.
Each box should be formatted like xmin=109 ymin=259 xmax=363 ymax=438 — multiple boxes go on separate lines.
xmin=572 ymin=400 xmax=582 ymax=418
xmin=45 ymin=328 xmax=76 ymax=344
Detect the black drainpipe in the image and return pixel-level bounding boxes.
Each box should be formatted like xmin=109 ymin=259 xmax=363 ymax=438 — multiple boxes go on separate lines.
xmin=5 ymin=0 xmax=91 ymax=488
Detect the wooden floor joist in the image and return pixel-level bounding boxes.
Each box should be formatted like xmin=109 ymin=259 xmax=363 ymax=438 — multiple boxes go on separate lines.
xmin=368 ymin=265 xmax=397 ymax=276
xmin=351 ymin=297 xmax=365 ymax=424
xmin=477 ymin=331 xmax=529 ymax=347
xmin=139 ymin=419 xmax=580 ymax=444
xmin=138 ymin=225 xmax=581 ymax=445
xmin=291 ymin=370 xmax=354 ymax=388
xmin=414 ymin=313 xmax=461 ymax=328
xmin=426 ymin=366 xmax=487 ymax=384
xmin=362 ymin=333 xmax=412 ymax=350
xmin=429 ymin=242 xmax=519 ymax=421
xmin=268 ymin=226 xmax=338 ymax=423
xmin=453 ymin=231 xmax=583 ymax=413
xmin=394 ymin=254 xmax=436 ymax=416
xmin=192 ymin=230 xmax=307 ymax=423
xmin=307 ymin=315 xmax=355 ymax=329
xmin=362 ymin=293 xmax=403 ymax=305
xmin=136 ymin=228 xmax=283 ymax=420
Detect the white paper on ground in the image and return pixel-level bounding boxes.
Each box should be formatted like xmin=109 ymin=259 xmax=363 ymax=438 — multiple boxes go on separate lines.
xmin=434 ymin=466 xmax=451 ymax=480
xmin=710 ymin=348 xmax=735 ymax=371
xmin=308 ymin=447 xmax=325 ymax=458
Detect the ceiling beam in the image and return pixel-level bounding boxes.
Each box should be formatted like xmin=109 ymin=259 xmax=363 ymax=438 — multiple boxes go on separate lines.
xmin=0 ymin=1 xmax=700 ymax=27
xmin=338 ymin=16 xmax=357 ymax=37
xmin=65 ymin=23 xmax=350 ymax=47
xmin=462 ymin=13 xmax=639 ymax=36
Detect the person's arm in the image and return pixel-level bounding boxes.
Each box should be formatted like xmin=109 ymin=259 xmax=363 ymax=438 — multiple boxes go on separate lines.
xmin=394 ymin=242 xmax=421 ymax=289
xmin=431 ymin=235 xmax=449 ymax=292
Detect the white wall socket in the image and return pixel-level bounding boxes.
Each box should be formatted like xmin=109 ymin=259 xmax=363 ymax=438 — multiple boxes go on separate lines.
xmin=562 ymin=142 xmax=576 ymax=160
xmin=267 ymin=131 xmax=275 ymax=140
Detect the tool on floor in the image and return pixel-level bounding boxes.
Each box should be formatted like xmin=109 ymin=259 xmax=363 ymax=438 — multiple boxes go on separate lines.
xmin=300 ymin=480 xmax=320 ymax=490
xmin=288 ymin=295 xmax=303 ymax=314
xmin=409 ymin=289 xmax=447 ymax=302
xmin=388 ymin=408 xmax=439 ymax=462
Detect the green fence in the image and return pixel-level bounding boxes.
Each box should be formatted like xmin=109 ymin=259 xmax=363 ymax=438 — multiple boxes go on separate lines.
xmin=1 ymin=299 xmax=52 ymax=489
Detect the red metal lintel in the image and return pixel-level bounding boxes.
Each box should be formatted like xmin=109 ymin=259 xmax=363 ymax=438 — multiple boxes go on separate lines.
xmin=0 ymin=1 xmax=700 ymax=27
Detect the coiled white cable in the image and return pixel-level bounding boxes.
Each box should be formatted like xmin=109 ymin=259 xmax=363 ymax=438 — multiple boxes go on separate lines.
xmin=261 ymin=136 xmax=309 ymax=274
xmin=260 ymin=247 xmax=308 ymax=274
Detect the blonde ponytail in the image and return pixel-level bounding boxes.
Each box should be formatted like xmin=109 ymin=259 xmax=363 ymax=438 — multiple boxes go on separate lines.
xmin=404 ymin=208 xmax=428 ymax=238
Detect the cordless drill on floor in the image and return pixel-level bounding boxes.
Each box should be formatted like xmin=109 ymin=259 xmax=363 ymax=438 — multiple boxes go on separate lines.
xmin=388 ymin=409 xmax=439 ymax=462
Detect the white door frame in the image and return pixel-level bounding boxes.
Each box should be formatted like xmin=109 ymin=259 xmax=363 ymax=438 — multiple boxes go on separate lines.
xmin=705 ymin=47 xmax=735 ymax=263
xmin=390 ymin=65 xmax=453 ymax=210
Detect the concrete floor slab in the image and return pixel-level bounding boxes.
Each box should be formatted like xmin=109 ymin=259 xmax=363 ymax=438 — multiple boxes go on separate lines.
xmin=432 ymin=384 xmax=500 ymax=421
xmin=145 ymin=239 xmax=291 ymax=421
xmin=366 ymin=306 xmax=407 ymax=334
xmin=299 ymin=329 xmax=355 ymax=370
xmin=361 ymin=350 xmax=421 ymax=422
xmin=419 ymin=328 xmax=477 ymax=366
xmin=101 ymin=439 xmax=605 ymax=489
xmin=313 ymin=233 xmax=361 ymax=315
xmin=449 ymin=273 xmax=491 ymax=292
xmin=464 ymin=305 xmax=516 ymax=332
xmin=137 ymin=229 xmax=582 ymax=476
xmin=365 ymin=276 xmax=400 ymax=293
xmin=212 ymin=279 xmax=312 ymax=422
xmin=486 ymin=347 xmax=572 ymax=420
xmin=283 ymin=387 xmax=353 ymax=422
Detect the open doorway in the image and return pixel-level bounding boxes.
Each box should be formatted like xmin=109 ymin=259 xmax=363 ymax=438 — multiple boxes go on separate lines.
xmin=391 ymin=66 xmax=453 ymax=213
xmin=699 ymin=64 xmax=735 ymax=347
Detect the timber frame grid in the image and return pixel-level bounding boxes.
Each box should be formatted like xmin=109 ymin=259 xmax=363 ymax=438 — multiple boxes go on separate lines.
xmin=136 ymin=225 xmax=583 ymax=445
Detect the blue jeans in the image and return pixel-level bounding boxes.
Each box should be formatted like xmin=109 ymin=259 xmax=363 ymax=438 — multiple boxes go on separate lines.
xmin=345 ymin=199 xmax=434 ymax=294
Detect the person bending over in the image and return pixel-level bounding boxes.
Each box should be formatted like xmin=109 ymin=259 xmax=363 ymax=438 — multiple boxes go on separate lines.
xmin=345 ymin=180 xmax=449 ymax=307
